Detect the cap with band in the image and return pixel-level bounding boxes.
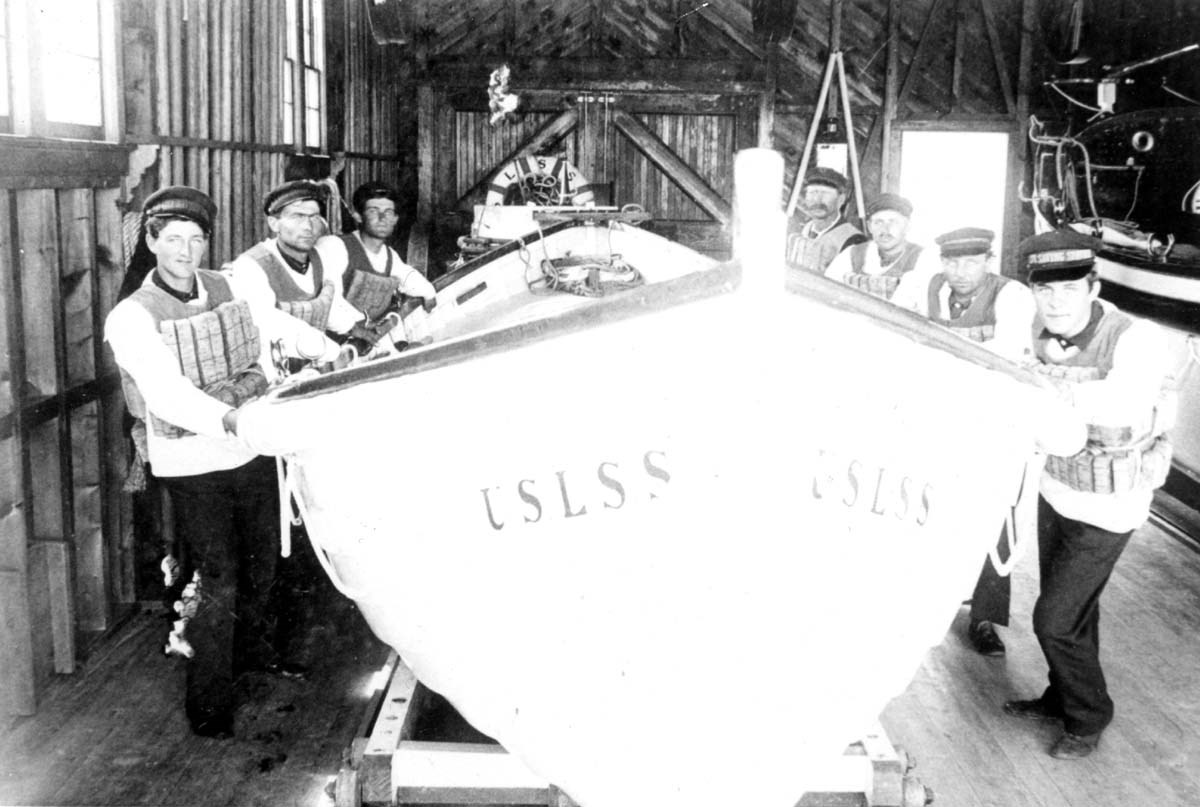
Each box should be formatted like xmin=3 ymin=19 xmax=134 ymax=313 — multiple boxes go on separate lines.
xmin=936 ymin=226 xmax=994 ymax=258
xmin=1021 ymin=230 xmax=1098 ymax=282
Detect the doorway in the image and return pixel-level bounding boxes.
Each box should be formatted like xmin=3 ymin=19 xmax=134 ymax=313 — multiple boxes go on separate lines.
xmin=898 ymin=130 xmax=1010 ymax=266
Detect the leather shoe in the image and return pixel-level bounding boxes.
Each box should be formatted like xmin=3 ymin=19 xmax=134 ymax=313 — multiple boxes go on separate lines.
xmin=968 ymin=620 xmax=1006 ymax=656
xmin=1050 ymin=731 xmax=1099 ymax=759
xmin=1003 ymin=698 xmax=1062 ymax=722
xmin=190 ymin=711 xmax=234 ymax=739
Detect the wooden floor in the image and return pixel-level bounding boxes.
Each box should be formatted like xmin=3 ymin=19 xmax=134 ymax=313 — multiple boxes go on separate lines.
xmin=1 ymin=519 xmax=1198 ymax=807
xmin=0 ymin=580 xmax=391 ymax=807
xmin=881 ymin=517 xmax=1200 ymax=807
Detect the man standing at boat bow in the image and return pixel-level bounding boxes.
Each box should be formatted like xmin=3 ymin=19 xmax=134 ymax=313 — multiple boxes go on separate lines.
xmin=1004 ymin=229 xmax=1174 ymax=760
xmin=900 ymin=227 xmax=1038 ymax=656
xmin=105 ymin=187 xmax=341 ymax=738
xmin=785 ymin=167 xmax=866 ymax=275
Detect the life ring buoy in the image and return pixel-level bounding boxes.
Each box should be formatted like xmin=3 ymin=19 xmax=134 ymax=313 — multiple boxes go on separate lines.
xmin=485 ymin=155 xmax=595 ymax=206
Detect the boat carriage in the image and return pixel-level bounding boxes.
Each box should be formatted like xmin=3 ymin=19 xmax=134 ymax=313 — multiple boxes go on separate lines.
xmin=238 ymin=150 xmax=1072 ymax=807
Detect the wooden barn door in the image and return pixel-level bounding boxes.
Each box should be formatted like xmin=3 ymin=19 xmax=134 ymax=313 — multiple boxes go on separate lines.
xmin=416 ymin=78 xmax=760 ymax=276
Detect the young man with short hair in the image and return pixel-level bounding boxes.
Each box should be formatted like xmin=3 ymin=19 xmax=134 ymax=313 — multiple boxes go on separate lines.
xmin=105 ymin=187 xmax=333 ymax=738
xmin=315 ymin=181 xmax=437 ymax=352
xmin=1003 ymin=229 xmax=1174 ymax=759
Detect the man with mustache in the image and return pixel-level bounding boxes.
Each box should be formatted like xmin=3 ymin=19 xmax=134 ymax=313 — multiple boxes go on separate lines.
xmin=784 ymin=167 xmax=866 ymax=275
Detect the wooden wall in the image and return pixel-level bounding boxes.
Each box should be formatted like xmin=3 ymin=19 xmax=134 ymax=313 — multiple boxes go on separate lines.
xmin=2 ymin=0 xmax=414 ymax=718
xmin=122 ymin=0 xmax=290 ymax=266
xmin=325 ymin=0 xmax=412 ymax=235
xmin=1 ymin=142 xmax=131 ymax=716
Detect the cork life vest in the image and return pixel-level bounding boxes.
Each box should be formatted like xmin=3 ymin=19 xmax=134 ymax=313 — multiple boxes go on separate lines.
xmin=927 ymin=272 xmax=1009 ymax=342
xmin=786 ymin=220 xmax=861 ymax=275
xmin=845 ymin=241 xmax=923 ymax=300
xmin=340 ymin=233 xmax=402 ymax=321
xmin=1031 ymin=301 xmax=1173 ymax=494
xmin=245 ymin=242 xmax=336 ymax=329
xmin=119 ymin=270 xmax=268 ymax=440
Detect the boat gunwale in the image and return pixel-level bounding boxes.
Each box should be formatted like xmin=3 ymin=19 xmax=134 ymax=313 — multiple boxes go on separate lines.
xmin=272 ymin=262 xmax=1044 ymax=404
xmin=274 ymin=261 xmax=740 ymax=402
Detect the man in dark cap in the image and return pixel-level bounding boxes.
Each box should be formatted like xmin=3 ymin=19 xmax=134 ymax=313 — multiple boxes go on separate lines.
xmin=785 ymin=166 xmax=866 ymax=275
xmin=898 ymin=226 xmax=1037 ymax=656
xmin=226 ymin=179 xmax=364 ymax=350
xmin=825 ymin=192 xmax=939 ymax=302
xmin=105 ymin=187 xmax=342 ymax=739
xmin=314 ymin=180 xmax=437 ymax=353
xmin=1003 ymin=229 xmax=1173 ymax=759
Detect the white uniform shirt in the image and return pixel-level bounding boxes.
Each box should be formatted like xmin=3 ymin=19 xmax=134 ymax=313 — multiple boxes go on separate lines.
xmin=314 ymin=233 xmax=436 ymax=302
xmin=826 ymin=241 xmax=943 ymax=310
xmin=105 ymin=273 xmax=259 ymax=477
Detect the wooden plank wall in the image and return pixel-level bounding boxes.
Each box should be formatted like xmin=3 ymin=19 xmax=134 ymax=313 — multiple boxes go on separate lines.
xmin=123 ymin=0 xmax=293 ymax=266
xmin=328 ymin=0 xmax=411 ymax=229
xmin=0 ymin=177 xmax=129 ymax=715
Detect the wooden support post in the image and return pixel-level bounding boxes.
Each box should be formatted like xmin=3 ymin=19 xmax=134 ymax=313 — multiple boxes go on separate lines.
xmin=0 ymin=570 xmax=36 ymax=715
xmin=880 ymin=0 xmax=900 ymax=189
xmin=759 ymin=43 xmax=778 ymax=149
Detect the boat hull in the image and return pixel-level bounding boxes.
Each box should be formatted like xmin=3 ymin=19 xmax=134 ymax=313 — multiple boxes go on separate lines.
xmin=240 ymin=261 xmax=1057 ymax=807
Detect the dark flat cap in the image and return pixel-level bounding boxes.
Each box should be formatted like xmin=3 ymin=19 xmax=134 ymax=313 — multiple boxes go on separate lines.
xmin=802 ymin=166 xmax=849 ymax=194
xmin=936 ymin=227 xmax=994 ymax=257
xmin=264 ymin=180 xmax=327 ymax=216
xmin=865 ymin=193 xmax=913 ymax=219
xmin=1021 ymin=229 xmax=1098 ymax=282
xmin=143 ymin=186 xmax=216 ymax=232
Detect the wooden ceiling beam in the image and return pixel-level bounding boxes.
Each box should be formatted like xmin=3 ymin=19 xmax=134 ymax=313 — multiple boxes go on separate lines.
xmin=419 ymin=57 xmax=765 ymax=92
xmin=979 ymin=0 xmax=1016 ymax=114
xmin=611 ymin=108 xmax=732 ymax=224
xmin=861 ymin=0 xmax=948 ymax=171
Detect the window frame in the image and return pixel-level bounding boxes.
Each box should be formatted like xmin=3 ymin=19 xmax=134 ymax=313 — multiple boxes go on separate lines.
xmin=284 ymin=0 xmax=324 ymax=151
xmin=1 ymin=0 xmax=120 ymax=143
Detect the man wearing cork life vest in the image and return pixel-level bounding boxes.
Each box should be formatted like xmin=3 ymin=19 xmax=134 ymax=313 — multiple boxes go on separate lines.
xmin=315 ymin=180 xmax=437 ymax=354
xmin=225 ymin=180 xmax=365 ymax=363
xmin=825 ymin=192 xmax=941 ymax=302
xmin=105 ymin=187 xmax=344 ymax=739
xmin=1003 ymin=229 xmax=1174 ymax=760
xmin=898 ymin=227 xmax=1038 ymax=657
xmin=784 ymin=167 xmax=866 ymax=275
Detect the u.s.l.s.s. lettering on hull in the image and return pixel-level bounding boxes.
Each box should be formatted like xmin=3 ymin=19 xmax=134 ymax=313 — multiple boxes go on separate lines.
xmin=477 ymin=446 xmax=935 ymax=533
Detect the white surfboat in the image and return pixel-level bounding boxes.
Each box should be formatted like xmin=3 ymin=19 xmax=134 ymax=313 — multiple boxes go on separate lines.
xmin=238 ymin=152 xmax=1071 ymax=807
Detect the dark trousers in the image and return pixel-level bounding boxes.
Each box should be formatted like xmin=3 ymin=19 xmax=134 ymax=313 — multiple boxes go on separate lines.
xmin=969 ymin=523 xmax=1012 ymax=626
xmin=1033 ymin=496 xmax=1132 ymax=737
xmin=162 ymin=455 xmax=281 ymax=723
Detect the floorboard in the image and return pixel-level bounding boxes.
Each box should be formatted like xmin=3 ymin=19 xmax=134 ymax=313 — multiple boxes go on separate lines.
xmin=881 ymin=519 xmax=1200 ymax=807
